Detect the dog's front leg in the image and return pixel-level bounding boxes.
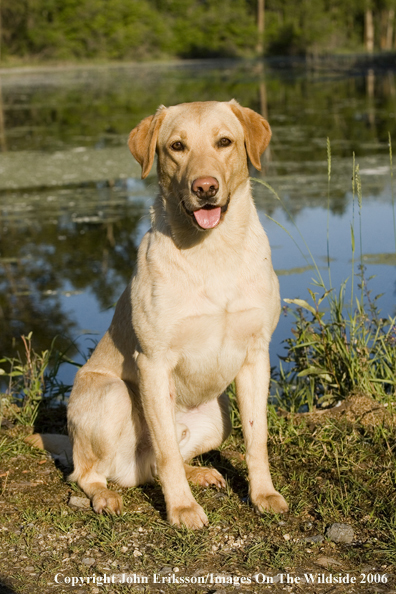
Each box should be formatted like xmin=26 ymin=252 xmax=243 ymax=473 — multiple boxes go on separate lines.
xmin=235 ymin=341 xmax=288 ymax=515
xmin=138 ymin=354 xmax=208 ymax=529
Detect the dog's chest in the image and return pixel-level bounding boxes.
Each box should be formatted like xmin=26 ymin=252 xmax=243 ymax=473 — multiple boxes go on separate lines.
xmin=170 ymin=281 xmax=266 ymax=404
xmin=133 ymin=230 xmax=278 ymax=404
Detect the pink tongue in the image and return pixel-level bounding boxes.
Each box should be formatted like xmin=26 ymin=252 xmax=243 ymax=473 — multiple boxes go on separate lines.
xmin=193 ymin=207 xmax=221 ymax=229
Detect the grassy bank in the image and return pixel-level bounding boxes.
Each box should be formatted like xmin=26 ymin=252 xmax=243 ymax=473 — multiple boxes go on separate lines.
xmin=0 ymin=393 xmax=395 ymax=593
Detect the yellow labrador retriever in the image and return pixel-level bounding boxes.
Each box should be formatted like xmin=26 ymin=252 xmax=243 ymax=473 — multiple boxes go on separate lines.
xmin=32 ymin=100 xmax=288 ymax=528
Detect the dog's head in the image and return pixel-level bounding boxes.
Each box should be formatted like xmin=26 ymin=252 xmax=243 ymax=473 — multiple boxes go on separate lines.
xmin=128 ymin=100 xmax=271 ymax=231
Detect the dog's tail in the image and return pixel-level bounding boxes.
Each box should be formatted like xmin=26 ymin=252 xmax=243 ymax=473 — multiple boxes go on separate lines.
xmin=25 ymin=433 xmax=73 ymax=465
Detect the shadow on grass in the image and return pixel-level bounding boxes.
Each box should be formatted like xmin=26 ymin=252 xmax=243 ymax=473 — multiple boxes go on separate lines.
xmin=139 ymin=450 xmax=249 ymax=522
xmin=201 ymin=450 xmax=249 ymax=498
xmin=0 ymin=580 xmax=17 ymax=593
xmin=33 ymin=402 xmax=68 ymax=435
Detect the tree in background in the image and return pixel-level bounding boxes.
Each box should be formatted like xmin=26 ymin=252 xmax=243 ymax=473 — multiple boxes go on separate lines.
xmin=2 ymin=0 xmax=396 ymax=61
xmin=378 ymin=0 xmax=395 ymax=49
xmin=2 ymin=0 xmax=169 ymax=59
xmin=149 ymin=0 xmax=257 ymax=58
xmin=365 ymin=0 xmax=375 ymax=52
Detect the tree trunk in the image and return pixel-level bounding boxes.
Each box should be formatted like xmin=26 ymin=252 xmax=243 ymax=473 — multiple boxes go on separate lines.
xmin=380 ymin=10 xmax=387 ymax=49
xmin=380 ymin=9 xmax=394 ymax=50
xmin=365 ymin=8 xmax=374 ymax=53
xmin=386 ymin=9 xmax=395 ymax=50
xmin=256 ymin=0 xmax=265 ymax=55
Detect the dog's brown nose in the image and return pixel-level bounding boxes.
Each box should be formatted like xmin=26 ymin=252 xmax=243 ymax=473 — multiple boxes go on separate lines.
xmin=191 ymin=177 xmax=219 ymax=200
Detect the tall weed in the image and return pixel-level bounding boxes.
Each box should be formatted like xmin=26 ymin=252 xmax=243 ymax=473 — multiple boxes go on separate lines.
xmin=252 ymin=142 xmax=396 ymax=412
xmin=0 ymin=333 xmax=75 ymax=426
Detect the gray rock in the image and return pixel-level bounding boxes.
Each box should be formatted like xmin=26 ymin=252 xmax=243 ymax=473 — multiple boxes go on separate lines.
xmin=82 ymin=557 xmax=95 ymax=566
xmin=316 ymin=556 xmax=343 ymax=568
xmin=68 ymin=495 xmax=91 ymax=511
xmin=326 ymin=523 xmax=354 ymax=543
xmin=272 ymin=574 xmax=283 ymax=583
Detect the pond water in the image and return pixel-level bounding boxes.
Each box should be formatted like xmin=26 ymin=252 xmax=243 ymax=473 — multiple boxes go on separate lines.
xmin=0 ymin=59 xmax=395 ymax=389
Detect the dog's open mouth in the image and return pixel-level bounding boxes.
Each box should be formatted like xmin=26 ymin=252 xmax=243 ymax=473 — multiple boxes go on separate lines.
xmin=183 ymin=197 xmax=230 ymax=230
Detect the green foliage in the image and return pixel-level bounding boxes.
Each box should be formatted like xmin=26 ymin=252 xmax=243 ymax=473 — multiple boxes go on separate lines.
xmin=0 ymin=332 xmax=50 ymax=426
xmin=274 ymin=276 xmax=396 ymax=412
xmin=2 ymin=0 xmax=396 ymax=61
xmin=168 ymin=0 xmax=258 ymax=58
xmin=0 ymin=333 xmax=74 ymax=426
xmin=2 ymin=0 xmax=170 ymax=60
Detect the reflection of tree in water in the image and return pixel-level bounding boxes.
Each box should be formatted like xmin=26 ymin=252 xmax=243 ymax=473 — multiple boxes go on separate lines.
xmin=3 ymin=62 xmax=396 ymax=161
xmin=0 ymin=187 xmax=143 ymax=355
xmin=0 ymin=229 xmax=76 ymax=355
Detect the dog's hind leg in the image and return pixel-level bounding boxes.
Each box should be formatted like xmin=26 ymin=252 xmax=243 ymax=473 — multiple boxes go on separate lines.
xmin=67 ymin=371 xmax=144 ymax=514
xmin=177 ymin=393 xmax=231 ymax=489
xmin=72 ymin=469 xmax=123 ymax=515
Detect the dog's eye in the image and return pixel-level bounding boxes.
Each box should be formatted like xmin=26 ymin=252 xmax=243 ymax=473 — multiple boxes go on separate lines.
xmin=171 ymin=141 xmax=184 ymax=151
xmin=218 ymin=137 xmax=232 ymax=148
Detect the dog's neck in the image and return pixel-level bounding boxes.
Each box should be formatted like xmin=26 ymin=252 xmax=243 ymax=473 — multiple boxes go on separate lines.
xmin=150 ymin=179 xmax=254 ymax=252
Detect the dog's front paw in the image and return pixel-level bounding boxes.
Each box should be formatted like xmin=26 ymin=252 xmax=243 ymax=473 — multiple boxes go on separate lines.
xmin=252 ymin=491 xmax=288 ymax=515
xmin=168 ymin=501 xmax=208 ymax=529
xmin=185 ymin=465 xmax=226 ymax=489
xmin=92 ymin=488 xmax=123 ymax=515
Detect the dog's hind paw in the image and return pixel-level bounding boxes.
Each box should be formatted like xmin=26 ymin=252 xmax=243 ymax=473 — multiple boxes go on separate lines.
xmin=184 ymin=465 xmax=226 ymax=489
xmin=168 ymin=501 xmax=208 ymax=529
xmin=252 ymin=492 xmax=288 ymax=515
xmin=92 ymin=489 xmax=123 ymax=515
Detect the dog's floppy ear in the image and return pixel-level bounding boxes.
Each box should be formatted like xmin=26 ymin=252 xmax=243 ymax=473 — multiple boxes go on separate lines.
xmin=228 ymin=99 xmax=271 ymax=171
xmin=128 ymin=106 xmax=167 ymax=179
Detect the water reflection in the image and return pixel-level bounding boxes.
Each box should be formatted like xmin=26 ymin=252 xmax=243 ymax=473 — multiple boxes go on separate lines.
xmin=0 ymin=183 xmax=149 ymax=356
xmin=0 ymin=78 xmax=6 ymax=152
xmin=0 ymin=59 xmax=395 ymax=361
xmin=1 ymin=60 xmax=396 ymax=160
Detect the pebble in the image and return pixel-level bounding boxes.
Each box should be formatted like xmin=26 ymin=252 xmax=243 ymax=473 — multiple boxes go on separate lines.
xmin=316 ymin=556 xmax=343 ymax=568
xmin=68 ymin=495 xmax=91 ymax=511
xmin=214 ymin=492 xmax=227 ymax=500
xmin=82 ymin=557 xmax=95 ymax=566
xmin=272 ymin=574 xmax=282 ymax=583
xmin=326 ymin=523 xmax=354 ymax=543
